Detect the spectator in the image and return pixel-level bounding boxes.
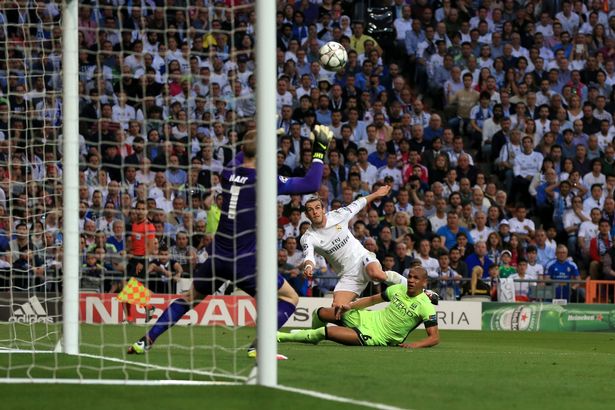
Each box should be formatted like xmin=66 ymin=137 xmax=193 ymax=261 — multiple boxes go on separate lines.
xmin=415 ymin=239 xmax=439 ymax=280
xmin=4 ymin=0 xmax=615 ymax=301
xmin=169 ymin=231 xmax=197 ymax=276
xmin=546 ymin=244 xmax=585 ymax=302
xmin=497 ymin=250 xmax=517 ymax=279
xmin=436 ymin=211 xmax=473 ymax=251
xmin=509 ymin=258 xmax=538 ymax=302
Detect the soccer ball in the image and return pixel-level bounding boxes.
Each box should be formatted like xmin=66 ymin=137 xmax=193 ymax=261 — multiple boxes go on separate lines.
xmin=318 ymin=41 xmax=348 ymax=72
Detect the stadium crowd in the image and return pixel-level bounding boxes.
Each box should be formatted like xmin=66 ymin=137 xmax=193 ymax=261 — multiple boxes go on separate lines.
xmin=1 ymin=0 xmax=615 ymax=303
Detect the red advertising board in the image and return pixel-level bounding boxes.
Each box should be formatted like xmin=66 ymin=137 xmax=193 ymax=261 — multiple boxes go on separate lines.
xmin=79 ymin=293 xmax=257 ymax=326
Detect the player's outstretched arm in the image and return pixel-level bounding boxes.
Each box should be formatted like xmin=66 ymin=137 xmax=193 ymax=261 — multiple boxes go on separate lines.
xmin=399 ymin=325 xmax=440 ymax=349
xmin=310 ymin=124 xmax=334 ymax=162
xmin=335 ymin=293 xmax=384 ymax=319
xmin=364 ymin=185 xmax=392 ymax=206
xmin=278 ymin=161 xmax=324 ymax=195
xmin=278 ymin=125 xmax=333 ymax=195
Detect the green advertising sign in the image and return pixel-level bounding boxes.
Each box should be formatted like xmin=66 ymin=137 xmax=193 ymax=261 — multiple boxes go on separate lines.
xmin=482 ymin=303 xmax=615 ymax=332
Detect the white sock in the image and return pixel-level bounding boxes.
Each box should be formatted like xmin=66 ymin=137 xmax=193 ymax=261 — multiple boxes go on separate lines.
xmin=385 ymin=270 xmax=406 ymax=285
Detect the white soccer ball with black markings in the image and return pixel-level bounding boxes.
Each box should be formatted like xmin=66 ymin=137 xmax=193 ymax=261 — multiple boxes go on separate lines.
xmin=318 ymin=41 xmax=348 ymax=72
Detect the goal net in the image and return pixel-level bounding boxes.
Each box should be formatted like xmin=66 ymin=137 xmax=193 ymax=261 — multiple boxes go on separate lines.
xmin=0 ymin=0 xmax=274 ymax=385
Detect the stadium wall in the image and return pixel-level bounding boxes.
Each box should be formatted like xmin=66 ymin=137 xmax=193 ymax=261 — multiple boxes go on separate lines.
xmin=2 ymin=294 xmax=613 ymax=332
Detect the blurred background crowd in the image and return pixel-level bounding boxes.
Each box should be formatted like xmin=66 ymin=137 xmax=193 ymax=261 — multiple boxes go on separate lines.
xmin=1 ymin=0 xmax=615 ymax=303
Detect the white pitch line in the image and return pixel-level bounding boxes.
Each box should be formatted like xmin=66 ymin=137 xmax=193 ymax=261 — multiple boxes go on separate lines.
xmin=0 ymin=378 xmax=239 ymax=386
xmin=275 ymin=384 xmax=410 ymax=410
xmin=0 ymin=349 xmax=247 ymax=382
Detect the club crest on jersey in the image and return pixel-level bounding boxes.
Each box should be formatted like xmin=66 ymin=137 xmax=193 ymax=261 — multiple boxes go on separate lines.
xmin=335 ymin=224 xmax=342 ymax=231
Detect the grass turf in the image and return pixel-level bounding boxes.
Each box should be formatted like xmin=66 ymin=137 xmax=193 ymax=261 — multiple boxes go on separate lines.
xmin=1 ymin=325 xmax=614 ymax=409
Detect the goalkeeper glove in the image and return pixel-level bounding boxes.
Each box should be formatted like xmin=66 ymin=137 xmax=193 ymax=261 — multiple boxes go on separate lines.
xmin=310 ymin=125 xmax=333 ymax=162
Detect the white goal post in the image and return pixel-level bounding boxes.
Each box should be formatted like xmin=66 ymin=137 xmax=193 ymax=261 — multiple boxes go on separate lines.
xmin=254 ymin=0 xmax=278 ymax=387
xmin=61 ymin=0 xmax=81 ymax=358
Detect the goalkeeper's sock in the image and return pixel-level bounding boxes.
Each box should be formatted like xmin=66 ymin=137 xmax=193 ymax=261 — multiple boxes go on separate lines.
xmin=385 ymin=270 xmax=406 ymax=285
xmin=247 ymin=300 xmax=296 ymax=353
xmin=277 ymin=299 xmax=296 ymax=330
xmin=147 ymin=298 xmax=191 ymax=344
xmin=277 ymin=327 xmax=326 ymax=345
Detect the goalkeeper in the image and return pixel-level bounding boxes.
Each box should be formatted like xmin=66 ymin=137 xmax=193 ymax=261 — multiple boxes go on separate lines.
xmin=128 ymin=125 xmax=333 ymax=355
xmin=277 ymin=267 xmax=439 ymax=348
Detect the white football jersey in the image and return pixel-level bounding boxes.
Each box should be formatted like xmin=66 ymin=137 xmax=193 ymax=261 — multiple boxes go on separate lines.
xmin=508 ymin=218 xmax=535 ymax=236
xmin=301 ymin=198 xmax=370 ymax=274
xmin=526 ymin=262 xmax=544 ymax=278
xmin=417 ymin=255 xmax=439 ymax=279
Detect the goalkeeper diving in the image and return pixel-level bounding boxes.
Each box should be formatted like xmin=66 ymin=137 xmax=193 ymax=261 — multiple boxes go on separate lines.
xmin=278 ymin=267 xmax=439 ymax=348
xmin=128 ymin=125 xmax=334 ymax=355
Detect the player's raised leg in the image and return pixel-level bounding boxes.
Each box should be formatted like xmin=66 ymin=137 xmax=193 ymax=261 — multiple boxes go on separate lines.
xmin=331 ymin=258 xmax=404 ymax=312
xmin=128 ymin=284 xmax=205 ymax=354
xmin=247 ymin=276 xmax=298 ymax=358
xmin=128 ymin=257 xmax=224 ymax=354
xmin=366 ymin=263 xmax=406 ymax=286
xmin=277 ymin=279 xmax=299 ymax=328
xmin=310 ymin=305 xmax=343 ymax=328
xmin=331 ymin=290 xmax=359 ymax=312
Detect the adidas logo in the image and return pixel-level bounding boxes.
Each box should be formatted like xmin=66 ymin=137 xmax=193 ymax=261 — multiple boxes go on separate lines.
xmin=9 ymin=296 xmax=54 ymax=324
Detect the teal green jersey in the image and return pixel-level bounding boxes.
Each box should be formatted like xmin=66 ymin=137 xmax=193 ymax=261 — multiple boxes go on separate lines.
xmin=373 ymin=284 xmax=437 ymax=345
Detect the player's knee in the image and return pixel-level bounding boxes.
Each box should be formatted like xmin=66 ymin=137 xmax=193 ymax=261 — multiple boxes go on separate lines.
xmin=186 ymin=286 xmax=204 ymax=305
xmin=278 ymin=281 xmax=299 ymax=305
xmin=285 ymin=291 xmax=299 ymax=306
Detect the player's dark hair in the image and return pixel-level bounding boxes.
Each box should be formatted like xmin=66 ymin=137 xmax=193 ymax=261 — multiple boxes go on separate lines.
xmin=305 ymin=195 xmax=325 ymax=210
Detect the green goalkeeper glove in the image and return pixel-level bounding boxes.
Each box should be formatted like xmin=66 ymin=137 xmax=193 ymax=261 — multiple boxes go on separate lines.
xmin=310 ymin=125 xmax=333 ymax=161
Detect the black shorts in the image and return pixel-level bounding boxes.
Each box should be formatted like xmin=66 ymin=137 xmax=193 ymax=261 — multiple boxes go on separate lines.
xmin=193 ymin=254 xmax=286 ymax=297
xmin=127 ymin=257 xmax=147 ymax=279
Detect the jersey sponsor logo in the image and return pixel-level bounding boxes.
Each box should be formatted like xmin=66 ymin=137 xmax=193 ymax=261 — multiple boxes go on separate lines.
xmin=335 ymin=224 xmax=342 ymax=231
xmin=279 ymin=176 xmax=289 ymax=183
xmin=390 ymin=295 xmax=416 ymax=318
xmin=9 ymin=296 xmax=53 ymax=324
xmin=325 ymin=235 xmax=350 ymax=254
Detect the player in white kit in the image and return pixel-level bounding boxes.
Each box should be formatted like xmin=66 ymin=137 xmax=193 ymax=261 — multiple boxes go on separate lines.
xmin=301 ymin=185 xmax=407 ymax=309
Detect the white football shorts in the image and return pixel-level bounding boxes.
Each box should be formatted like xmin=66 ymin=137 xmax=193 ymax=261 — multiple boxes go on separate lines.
xmin=333 ymin=251 xmax=381 ymax=295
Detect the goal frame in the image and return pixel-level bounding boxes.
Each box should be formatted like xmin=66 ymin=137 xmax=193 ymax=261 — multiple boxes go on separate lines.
xmin=13 ymin=0 xmax=279 ymax=386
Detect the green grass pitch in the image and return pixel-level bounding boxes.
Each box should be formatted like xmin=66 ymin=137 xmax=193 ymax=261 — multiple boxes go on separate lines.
xmin=1 ymin=324 xmax=614 ymax=409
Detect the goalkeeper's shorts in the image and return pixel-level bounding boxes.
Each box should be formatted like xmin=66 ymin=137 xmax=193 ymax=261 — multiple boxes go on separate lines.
xmin=193 ymin=254 xmax=285 ymax=297
xmin=342 ymin=310 xmax=387 ymax=346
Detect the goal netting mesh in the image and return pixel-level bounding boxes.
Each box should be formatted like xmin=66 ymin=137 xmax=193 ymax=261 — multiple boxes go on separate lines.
xmin=0 ymin=0 xmax=260 ymax=384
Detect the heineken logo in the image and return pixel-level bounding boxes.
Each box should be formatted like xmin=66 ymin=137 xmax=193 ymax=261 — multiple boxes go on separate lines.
xmin=510 ymin=306 xmax=534 ymax=331
xmin=567 ymin=314 xmax=598 ymax=321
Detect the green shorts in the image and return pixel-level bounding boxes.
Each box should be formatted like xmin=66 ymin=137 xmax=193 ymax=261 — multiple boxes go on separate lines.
xmin=342 ymin=310 xmax=387 ymax=346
